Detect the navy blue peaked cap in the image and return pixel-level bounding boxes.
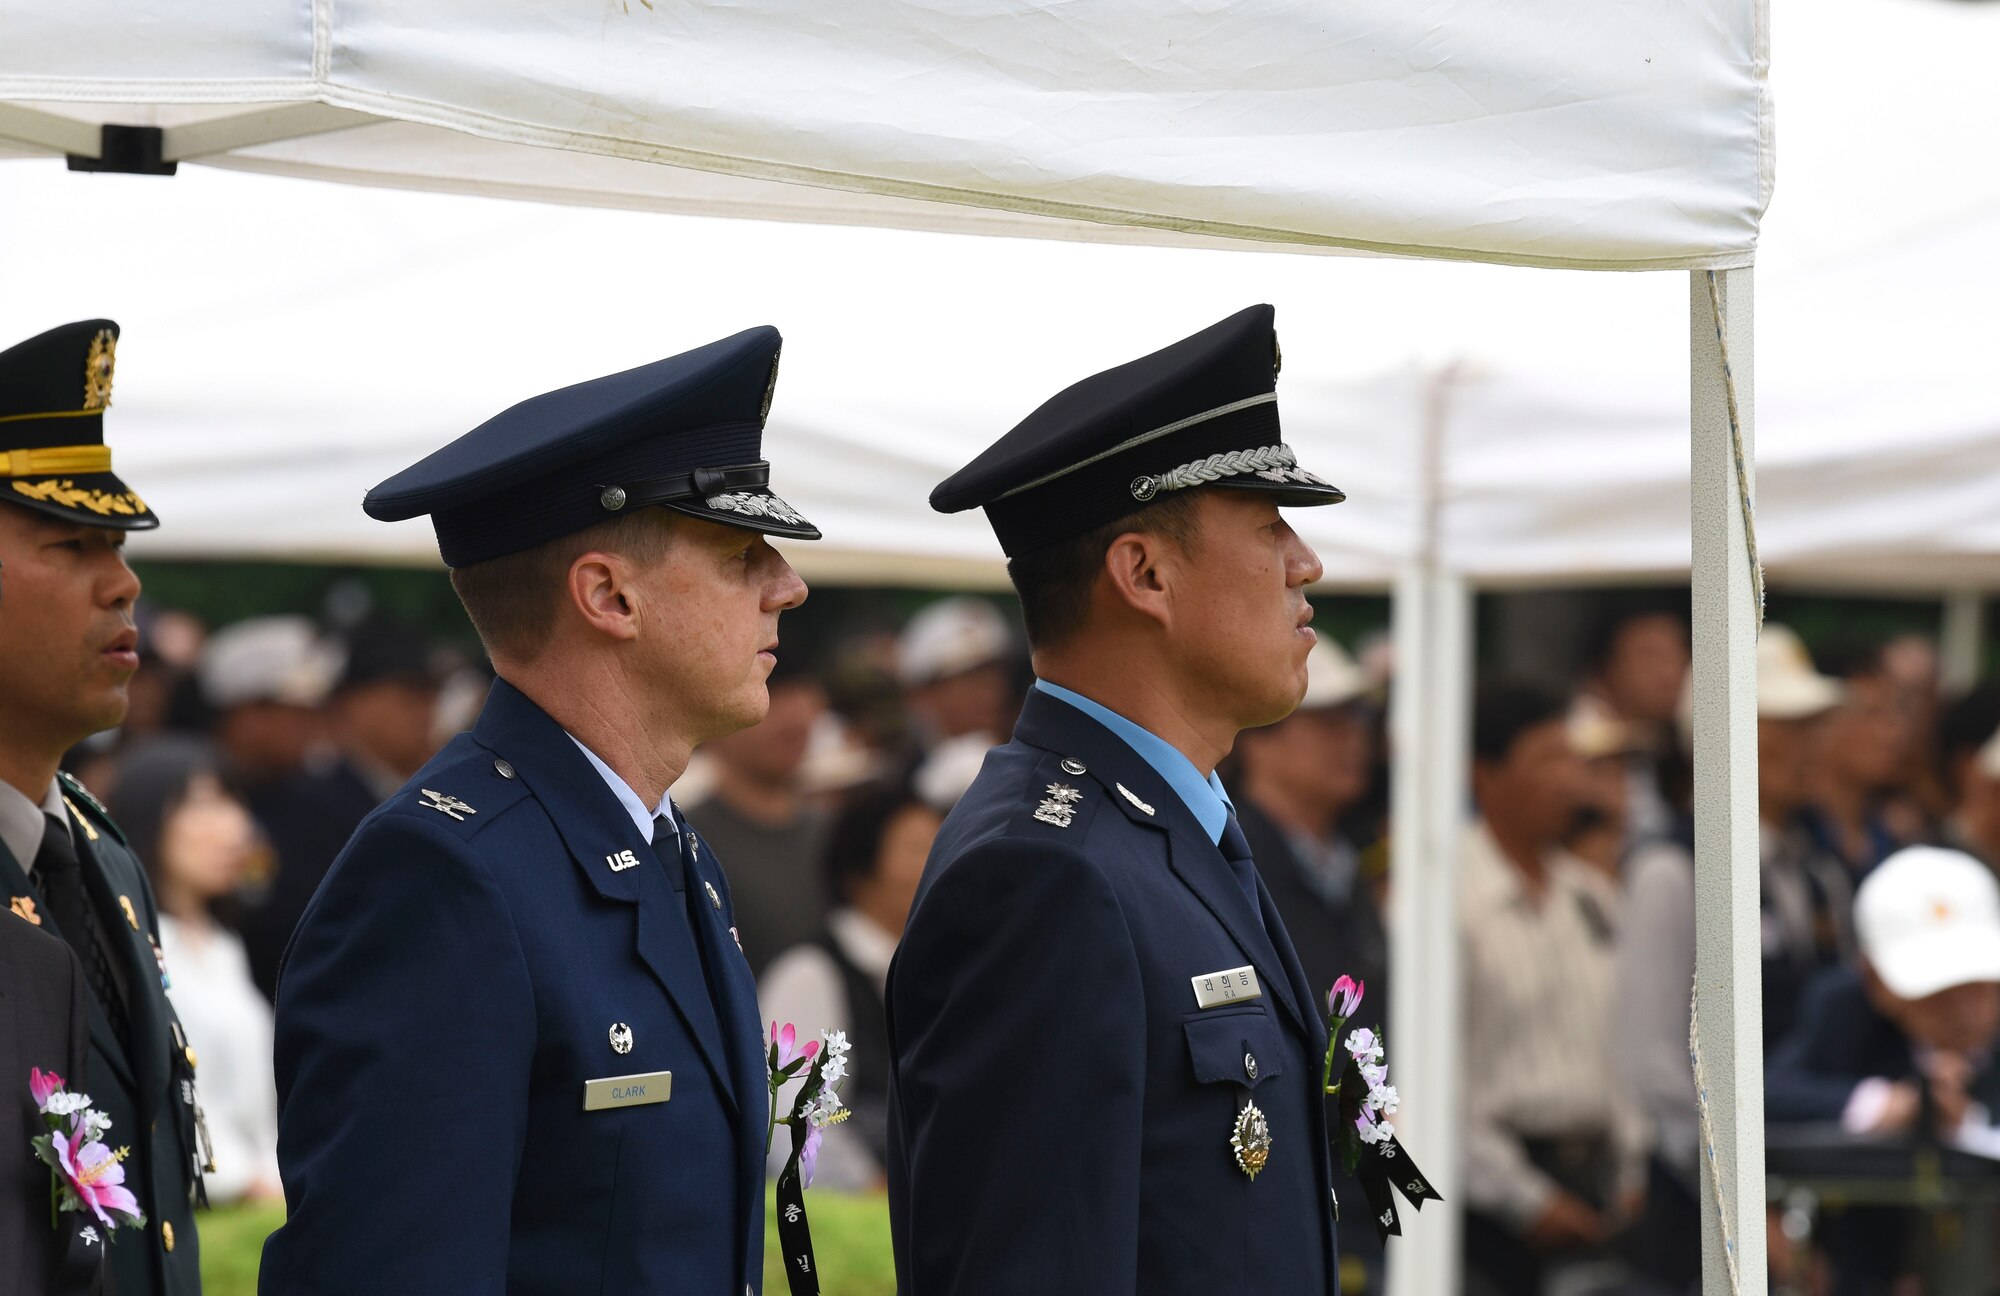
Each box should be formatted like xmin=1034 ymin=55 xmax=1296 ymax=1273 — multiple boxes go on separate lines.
xmin=930 ymin=305 xmax=1342 ymax=557
xmin=0 ymin=319 xmax=158 ymax=530
xmin=366 ymin=325 xmax=820 ymax=568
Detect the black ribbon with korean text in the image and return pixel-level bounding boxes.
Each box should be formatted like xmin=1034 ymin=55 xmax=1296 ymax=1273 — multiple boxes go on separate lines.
xmin=1332 ymin=1055 xmax=1443 ymax=1243
xmin=774 ymin=1126 xmax=820 ymax=1296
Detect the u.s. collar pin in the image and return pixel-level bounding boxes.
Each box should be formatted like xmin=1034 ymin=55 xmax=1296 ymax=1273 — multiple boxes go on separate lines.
xmin=609 ymin=1022 xmax=634 ymax=1055
xmin=703 ymin=881 xmax=722 ymax=911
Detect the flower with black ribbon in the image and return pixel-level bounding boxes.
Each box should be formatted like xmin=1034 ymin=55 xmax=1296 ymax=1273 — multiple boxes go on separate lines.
xmin=765 ymin=1023 xmax=853 ymax=1296
xmin=1320 ymin=977 xmax=1443 ymax=1242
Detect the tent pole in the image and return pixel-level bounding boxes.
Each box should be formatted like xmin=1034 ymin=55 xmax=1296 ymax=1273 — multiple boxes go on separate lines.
xmin=1386 ymin=561 xmax=1469 ymax=1296
xmin=1690 ymin=266 xmax=1767 ymax=1296
xmin=1940 ymin=589 xmax=1985 ymax=696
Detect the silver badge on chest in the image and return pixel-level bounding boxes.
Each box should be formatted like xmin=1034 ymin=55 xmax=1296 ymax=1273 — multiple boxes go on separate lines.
xmin=609 ymin=1022 xmax=634 ymax=1055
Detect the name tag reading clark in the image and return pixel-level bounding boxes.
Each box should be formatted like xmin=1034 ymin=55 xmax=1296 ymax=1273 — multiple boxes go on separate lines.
xmin=582 ymin=1071 xmax=673 ymax=1111
xmin=1191 ymin=966 xmax=1262 ymax=1010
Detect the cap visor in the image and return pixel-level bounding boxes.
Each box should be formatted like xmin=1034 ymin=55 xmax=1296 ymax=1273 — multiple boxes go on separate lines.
xmin=1873 ymin=925 xmax=2000 ymax=1000
xmin=1212 ymin=475 xmax=1346 ymax=508
xmin=659 ymin=486 xmax=821 ymax=540
xmin=5 ymin=471 xmax=158 ymax=530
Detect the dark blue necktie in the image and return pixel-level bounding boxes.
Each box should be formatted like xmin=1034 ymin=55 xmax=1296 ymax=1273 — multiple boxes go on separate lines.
xmin=1218 ymin=811 xmax=1266 ymax=929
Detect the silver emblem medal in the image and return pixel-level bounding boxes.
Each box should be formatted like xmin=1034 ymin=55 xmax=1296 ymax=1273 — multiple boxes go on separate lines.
xmin=1232 ymin=1102 xmax=1272 ymax=1180
xmin=609 ymin=1022 xmax=634 ymax=1055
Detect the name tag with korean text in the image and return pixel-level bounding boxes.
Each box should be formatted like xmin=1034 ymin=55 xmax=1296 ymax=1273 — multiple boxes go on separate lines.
xmin=1190 ymin=965 xmax=1262 ymax=1009
xmin=582 ymin=1071 xmax=672 ymax=1111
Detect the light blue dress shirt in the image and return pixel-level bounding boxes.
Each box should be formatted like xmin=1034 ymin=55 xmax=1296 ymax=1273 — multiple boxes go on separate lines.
xmin=1033 ymin=679 xmax=1233 ymax=845
xmin=568 ymin=735 xmax=679 ymax=845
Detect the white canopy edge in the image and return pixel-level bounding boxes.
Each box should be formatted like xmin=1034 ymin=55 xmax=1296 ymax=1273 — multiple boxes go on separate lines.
xmin=0 ymin=0 xmax=1771 ymax=271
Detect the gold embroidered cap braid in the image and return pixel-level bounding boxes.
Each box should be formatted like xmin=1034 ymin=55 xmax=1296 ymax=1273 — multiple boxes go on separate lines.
xmin=0 ymin=445 xmax=113 ymax=476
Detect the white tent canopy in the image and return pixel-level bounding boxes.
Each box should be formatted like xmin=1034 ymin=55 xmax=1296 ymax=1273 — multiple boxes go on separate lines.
xmin=0 ymin=0 xmax=1769 ymax=269
xmin=1 ymin=154 xmax=1994 ymax=591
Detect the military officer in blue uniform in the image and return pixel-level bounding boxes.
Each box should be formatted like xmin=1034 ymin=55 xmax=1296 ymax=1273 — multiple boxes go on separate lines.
xmin=260 ymin=327 xmax=817 ymax=1294
xmin=0 ymin=320 xmax=209 ymax=1296
xmin=888 ymin=305 xmax=1348 ymax=1294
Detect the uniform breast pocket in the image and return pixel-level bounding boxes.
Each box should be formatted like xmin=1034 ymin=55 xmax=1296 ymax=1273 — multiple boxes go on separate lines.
xmin=1183 ymin=1008 xmax=1286 ymax=1090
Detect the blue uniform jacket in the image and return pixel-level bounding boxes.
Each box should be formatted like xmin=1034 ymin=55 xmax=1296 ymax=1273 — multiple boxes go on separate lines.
xmin=887 ymin=688 xmax=1340 ymax=1294
xmin=261 ymin=679 xmax=767 ymax=1295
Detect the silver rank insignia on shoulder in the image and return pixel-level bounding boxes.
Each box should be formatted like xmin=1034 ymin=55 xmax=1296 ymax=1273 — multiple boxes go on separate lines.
xmin=1116 ymin=783 xmax=1154 ymax=815
xmin=1034 ymin=783 xmax=1082 ymax=827
xmin=420 ymin=789 xmax=477 ymax=821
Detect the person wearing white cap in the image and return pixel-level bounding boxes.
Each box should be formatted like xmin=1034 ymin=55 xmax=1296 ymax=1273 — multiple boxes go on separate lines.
xmin=894 ymin=596 xmax=1019 ymax=748
xmin=1613 ymin=625 xmax=1854 ymax=1288
xmin=1229 ymin=638 xmax=1388 ymax=1286
xmin=196 ymin=614 xmax=344 ymax=789
xmin=1765 ymin=846 xmax=2000 ymax=1296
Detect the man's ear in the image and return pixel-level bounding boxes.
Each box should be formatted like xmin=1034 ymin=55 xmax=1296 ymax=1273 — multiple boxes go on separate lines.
xmin=1101 ymin=529 xmax=1176 ymax=630
xmin=565 ymin=550 xmax=641 ymax=642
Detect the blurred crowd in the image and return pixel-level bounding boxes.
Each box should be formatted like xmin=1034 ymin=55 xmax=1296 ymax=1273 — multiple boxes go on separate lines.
xmin=65 ymin=588 xmax=2000 ymax=1296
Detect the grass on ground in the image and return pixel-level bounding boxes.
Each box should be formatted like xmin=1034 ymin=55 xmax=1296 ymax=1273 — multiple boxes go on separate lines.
xmin=197 ymin=1189 xmax=895 ymax=1296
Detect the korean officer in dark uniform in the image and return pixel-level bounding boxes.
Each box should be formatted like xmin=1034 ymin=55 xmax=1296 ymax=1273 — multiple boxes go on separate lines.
xmin=0 ymin=320 xmax=209 ymax=1295
xmin=888 ymin=305 xmax=1348 ymax=1294
xmin=261 ymin=326 xmax=817 ymax=1294
xmin=3 ymin=911 xmax=99 ymax=1295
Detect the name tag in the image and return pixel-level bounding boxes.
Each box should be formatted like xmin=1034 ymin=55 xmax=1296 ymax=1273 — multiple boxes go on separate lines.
xmin=582 ymin=1071 xmax=673 ymax=1111
xmin=1191 ymin=965 xmax=1262 ymax=1010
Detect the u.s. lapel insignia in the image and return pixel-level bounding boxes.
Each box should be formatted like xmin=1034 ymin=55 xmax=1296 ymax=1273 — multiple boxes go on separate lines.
xmin=1034 ymin=783 xmax=1083 ymax=827
xmin=1232 ymin=1101 xmax=1273 ymax=1180
xmin=609 ymin=1022 xmax=634 ymax=1055
xmin=1116 ymin=783 xmax=1155 ymax=816
xmin=117 ymin=895 xmax=139 ymax=931
xmin=9 ymin=895 xmax=40 ymax=926
xmin=419 ymin=789 xmax=477 ymax=822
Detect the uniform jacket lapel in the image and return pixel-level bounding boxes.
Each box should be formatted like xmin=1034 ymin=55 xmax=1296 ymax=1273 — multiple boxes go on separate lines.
xmin=70 ymin=815 xmax=171 ymax=1110
xmin=471 ymin=680 xmax=737 ymax=1112
xmin=1014 ymin=690 xmax=1308 ymax=1036
xmin=682 ymin=823 xmax=770 ymax=1278
xmin=0 ymin=830 xmax=139 ymax=1093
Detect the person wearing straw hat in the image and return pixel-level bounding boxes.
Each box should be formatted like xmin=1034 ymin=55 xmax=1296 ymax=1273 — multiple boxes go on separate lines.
xmin=1614 ymin=624 xmax=1853 ymax=1287
xmin=0 ymin=320 xmax=209 ymax=1296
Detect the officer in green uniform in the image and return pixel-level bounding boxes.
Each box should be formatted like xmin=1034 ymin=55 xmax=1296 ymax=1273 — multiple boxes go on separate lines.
xmin=0 ymin=320 xmax=207 ymax=1295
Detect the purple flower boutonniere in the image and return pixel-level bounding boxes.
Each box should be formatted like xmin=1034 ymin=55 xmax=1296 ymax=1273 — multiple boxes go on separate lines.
xmin=765 ymin=1023 xmax=853 ymax=1295
xmin=27 ymin=1067 xmax=145 ymax=1243
xmin=1318 ymin=978 xmax=1441 ymax=1241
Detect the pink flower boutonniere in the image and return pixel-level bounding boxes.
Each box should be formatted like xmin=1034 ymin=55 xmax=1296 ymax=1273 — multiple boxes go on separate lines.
xmin=765 ymin=1023 xmax=853 ymax=1295
xmin=27 ymin=1067 xmax=145 ymax=1243
xmin=1318 ymin=978 xmax=1441 ymax=1241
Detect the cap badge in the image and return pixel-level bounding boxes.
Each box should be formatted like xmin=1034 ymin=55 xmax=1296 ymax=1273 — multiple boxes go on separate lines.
xmin=760 ymin=348 xmax=782 ymax=423
xmin=83 ymin=329 xmax=116 ymax=411
xmin=1034 ymin=782 xmax=1082 ymax=828
xmin=1231 ymin=1100 xmax=1273 ymax=1179
xmin=419 ymin=788 xmax=477 ymax=822
xmin=1933 ymin=900 xmax=1954 ymax=923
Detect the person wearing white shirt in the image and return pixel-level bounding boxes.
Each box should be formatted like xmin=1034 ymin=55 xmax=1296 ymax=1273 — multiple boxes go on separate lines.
xmin=761 ymin=783 xmax=941 ymax=1191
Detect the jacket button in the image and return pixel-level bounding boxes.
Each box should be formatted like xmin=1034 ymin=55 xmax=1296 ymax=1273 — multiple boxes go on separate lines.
xmin=1243 ymin=1052 xmax=1258 ymax=1081
xmin=162 ymin=1221 xmax=175 ymax=1251
xmin=1060 ymin=758 xmax=1086 ymax=775
xmin=494 ymin=759 xmax=516 ymax=779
